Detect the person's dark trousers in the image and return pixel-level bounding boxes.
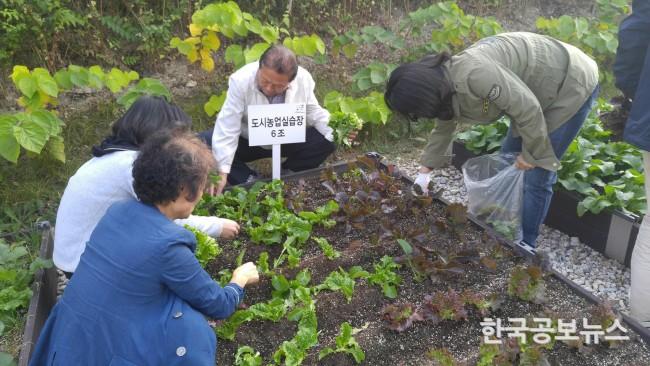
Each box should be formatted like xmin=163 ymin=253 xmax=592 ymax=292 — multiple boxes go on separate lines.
xmin=199 ymin=127 xmax=335 ymax=185
xmin=500 ymin=85 xmax=600 ymax=246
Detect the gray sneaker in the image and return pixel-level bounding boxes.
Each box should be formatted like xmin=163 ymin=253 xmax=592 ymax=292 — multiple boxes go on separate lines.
xmin=245 ymin=174 xmax=258 ymax=183
xmin=515 ymin=240 xmax=537 ymax=256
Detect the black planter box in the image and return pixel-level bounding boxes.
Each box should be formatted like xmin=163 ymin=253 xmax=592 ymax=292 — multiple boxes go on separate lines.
xmin=451 ymin=141 xmax=641 ymax=266
xmin=18 ymin=223 xmax=57 ymax=366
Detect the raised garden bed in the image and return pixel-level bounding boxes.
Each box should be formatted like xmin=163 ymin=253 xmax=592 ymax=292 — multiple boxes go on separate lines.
xmin=198 ymin=156 xmax=650 ymax=365
xmin=17 ymin=222 xmax=57 ymax=366
xmin=20 ymin=158 xmax=650 ymax=365
xmin=452 ymin=141 xmax=641 ymax=267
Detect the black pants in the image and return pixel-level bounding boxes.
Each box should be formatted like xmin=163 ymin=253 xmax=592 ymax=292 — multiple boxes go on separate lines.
xmin=199 ymin=127 xmax=335 ymax=185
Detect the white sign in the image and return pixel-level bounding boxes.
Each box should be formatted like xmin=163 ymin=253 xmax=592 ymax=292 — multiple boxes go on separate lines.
xmin=247 ymin=103 xmax=306 ymax=146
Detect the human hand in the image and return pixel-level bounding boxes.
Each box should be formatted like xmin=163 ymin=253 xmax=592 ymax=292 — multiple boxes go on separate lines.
xmin=231 ymin=262 xmax=260 ymax=287
xmin=514 ymin=154 xmax=534 ymax=170
xmin=219 ymin=219 xmax=240 ymax=239
xmin=347 ymin=130 xmax=359 ymax=143
xmin=209 ymin=172 xmax=228 ymax=195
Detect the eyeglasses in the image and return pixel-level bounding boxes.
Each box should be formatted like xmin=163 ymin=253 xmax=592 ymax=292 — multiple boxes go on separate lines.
xmin=257 ymin=72 xmax=290 ymax=93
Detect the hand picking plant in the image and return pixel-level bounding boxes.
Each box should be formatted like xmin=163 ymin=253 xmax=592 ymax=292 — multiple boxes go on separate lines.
xmin=318 ymin=322 xmax=366 ymax=364
xmin=328 ymin=112 xmax=364 ymax=148
xmin=185 ymin=226 xmax=222 ymax=267
xmin=507 ymin=265 xmax=547 ymax=304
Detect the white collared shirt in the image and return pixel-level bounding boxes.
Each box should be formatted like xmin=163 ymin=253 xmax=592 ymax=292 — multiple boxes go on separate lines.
xmin=211 ymin=62 xmax=333 ymax=173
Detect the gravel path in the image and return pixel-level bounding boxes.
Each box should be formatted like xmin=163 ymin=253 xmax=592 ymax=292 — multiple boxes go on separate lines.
xmin=386 ymin=152 xmax=632 ymax=313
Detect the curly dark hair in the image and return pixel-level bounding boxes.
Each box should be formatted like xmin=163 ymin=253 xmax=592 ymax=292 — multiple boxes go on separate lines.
xmin=132 ymin=131 xmax=216 ymax=205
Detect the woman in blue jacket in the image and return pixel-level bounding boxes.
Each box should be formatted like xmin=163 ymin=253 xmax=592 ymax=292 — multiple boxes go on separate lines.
xmin=29 ymin=131 xmax=259 ymax=365
xmin=614 ymin=0 xmax=650 ymax=328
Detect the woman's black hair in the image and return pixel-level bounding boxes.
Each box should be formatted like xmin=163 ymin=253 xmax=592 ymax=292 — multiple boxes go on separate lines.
xmin=384 ymin=52 xmax=454 ymax=121
xmin=92 ymin=95 xmax=192 ymax=157
xmin=132 ymin=130 xmax=216 ymax=206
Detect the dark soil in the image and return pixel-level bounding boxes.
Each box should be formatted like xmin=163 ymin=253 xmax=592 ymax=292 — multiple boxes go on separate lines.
xmin=205 ymin=164 xmax=650 ymax=366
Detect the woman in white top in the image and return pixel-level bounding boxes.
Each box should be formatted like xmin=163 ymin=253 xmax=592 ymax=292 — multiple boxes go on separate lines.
xmin=53 ymin=96 xmax=240 ymax=276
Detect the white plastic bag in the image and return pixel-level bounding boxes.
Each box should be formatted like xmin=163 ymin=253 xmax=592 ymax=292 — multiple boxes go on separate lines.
xmin=462 ymin=153 xmax=524 ymax=241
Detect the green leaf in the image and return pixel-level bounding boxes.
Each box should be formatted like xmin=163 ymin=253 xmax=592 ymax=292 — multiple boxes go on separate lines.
xmin=54 ymin=70 xmax=74 ymax=90
xmin=45 ymin=134 xmax=66 ymax=163
xmin=383 ymin=284 xmax=398 ymax=298
xmin=318 ymin=347 xmax=335 ymax=360
xmin=396 ymin=239 xmax=413 ymax=255
xmin=0 ymin=351 xmax=16 ymax=366
xmin=68 ymin=65 xmax=89 ymax=87
xmin=356 ymin=77 xmax=372 ymax=91
xmin=0 ymin=115 xmax=20 ymax=163
xmin=13 ymin=114 xmax=49 ymax=153
xmin=260 ymin=26 xmax=279 ymax=43
xmin=34 ymin=75 xmax=58 ymax=98
xmin=204 ymin=92 xmax=227 ymax=116
xmin=17 ymin=76 xmax=37 ymax=98
xmin=225 ymin=45 xmax=246 ymax=68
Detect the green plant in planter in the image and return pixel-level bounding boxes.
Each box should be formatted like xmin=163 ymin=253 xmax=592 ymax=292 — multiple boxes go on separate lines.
xmin=234 ymin=345 xmax=262 ymax=366
xmin=184 ymin=226 xmax=222 ymax=267
xmin=318 ymin=322 xmax=365 ymax=364
xmin=507 ymin=265 xmax=547 ymax=304
xmin=426 ymin=348 xmax=460 ymax=366
xmin=367 ymin=256 xmax=402 ymax=299
xmin=328 ymin=112 xmax=364 ymax=148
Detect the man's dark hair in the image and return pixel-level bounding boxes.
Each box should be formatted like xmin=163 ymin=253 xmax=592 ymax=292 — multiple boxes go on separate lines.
xmin=132 ymin=131 xmax=216 ymax=206
xmin=384 ymin=53 xmax=455 ymax=121
xmin=259 ymin=44 xmax=299 ymax=81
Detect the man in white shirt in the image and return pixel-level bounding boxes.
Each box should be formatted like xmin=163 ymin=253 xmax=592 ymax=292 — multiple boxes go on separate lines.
xmin=200 ymin=45 xmax=335 ymax=195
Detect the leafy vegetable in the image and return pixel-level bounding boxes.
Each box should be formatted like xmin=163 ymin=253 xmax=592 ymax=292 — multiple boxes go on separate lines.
xmin=319 ymin=322 xmax=366 ymax=364
xmin=184 ymin=225 xmax=222 ymax=267
xmin=328 ymin=111 xmax=364 ymax=147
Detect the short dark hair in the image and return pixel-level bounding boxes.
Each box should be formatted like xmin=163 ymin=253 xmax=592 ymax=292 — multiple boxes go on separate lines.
xmin=384 ymin=53 xmax=454 ymax=120
xmin=111 ymin=96 xmax=192 ymax=147
xmin=259 ymin=44 xmax=298 ymax=81
xmin=132 ymin=131 xmax=216 ymax=206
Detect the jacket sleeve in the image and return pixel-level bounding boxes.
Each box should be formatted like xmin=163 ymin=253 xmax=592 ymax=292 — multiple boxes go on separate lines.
xmin=160 ymin=240 xmax=244 ymax=319
xmin=467 ymin=66 xmax=561 ymax=171
xmin=174 ymin=215 xmax=224 ymax=238
xmin=419 ymin=120 xmax=457 ymax=169
xmin=303 ymin=71 xmax=333 ymax=141
xmin=614 ymin=0 xmax=650 ymax=98
xmin=212 ymin=74 xmax=246 ymax=174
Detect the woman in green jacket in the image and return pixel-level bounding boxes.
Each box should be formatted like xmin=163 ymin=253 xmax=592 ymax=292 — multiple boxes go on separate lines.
xmin=385 ymin=32 xmax=599 ymax=251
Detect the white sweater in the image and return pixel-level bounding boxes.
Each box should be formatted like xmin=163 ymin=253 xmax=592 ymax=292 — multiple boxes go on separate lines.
xmin=212 ymin=62 xmax=333 ymax=173
xmin=53 ymin=150 xmax=224 ymax=272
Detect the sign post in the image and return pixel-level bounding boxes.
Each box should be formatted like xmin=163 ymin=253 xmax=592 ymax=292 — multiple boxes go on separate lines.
xmin=247 ymin=103 xmax=306 ymax=179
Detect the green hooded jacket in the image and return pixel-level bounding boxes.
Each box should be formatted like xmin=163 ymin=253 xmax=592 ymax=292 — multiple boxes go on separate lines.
xmin=420 ymin=32 xmax=599 ymax=171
